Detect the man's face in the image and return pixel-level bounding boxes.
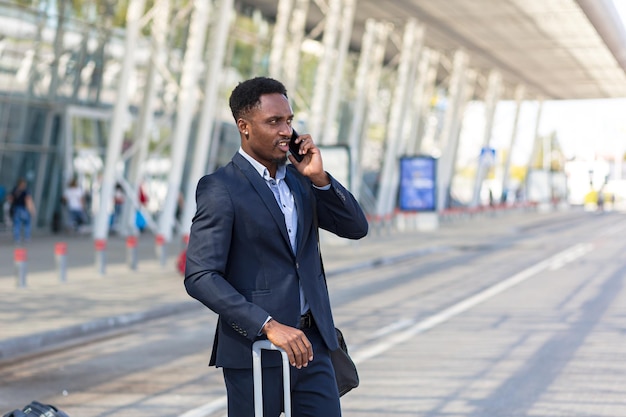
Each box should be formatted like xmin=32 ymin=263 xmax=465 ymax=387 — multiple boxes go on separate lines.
xmin=239 ymin=93 xmax=294 ymax=170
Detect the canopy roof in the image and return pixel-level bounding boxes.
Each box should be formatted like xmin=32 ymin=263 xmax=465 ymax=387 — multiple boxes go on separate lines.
xmin=242 ymin=0 xmax=626 ymax=99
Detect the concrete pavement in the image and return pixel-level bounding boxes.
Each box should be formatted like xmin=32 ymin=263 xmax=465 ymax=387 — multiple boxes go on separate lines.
xmin=0 ymin=205 xmax=550 ymax=364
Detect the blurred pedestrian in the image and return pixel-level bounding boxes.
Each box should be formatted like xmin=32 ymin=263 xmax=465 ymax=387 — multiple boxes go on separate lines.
xmin=135 ymin=182 xmax=149 ymax=232
xmin=8 ymin=178 xmax=36 ymax=244
xmin=597 ymin=187 xmax=605 ymax=212
xmin=62 ymin=178 xmax=87 ymax=232
xmin=110 ymin=183 xmax=125 ymax=231
xmin=0 ymin=184 xmax=6 ymax=226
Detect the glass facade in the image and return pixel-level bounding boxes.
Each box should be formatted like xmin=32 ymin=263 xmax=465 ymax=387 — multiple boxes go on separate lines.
xmin=0 ymin=1 xmax=126 ymax=229
xmin=0 ymin=0 xmax=358 ymax=232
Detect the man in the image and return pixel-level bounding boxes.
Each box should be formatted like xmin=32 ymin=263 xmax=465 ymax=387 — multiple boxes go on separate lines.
xmin=8 ymin=178 xmax=36 ymax=244
xmin=62 ymin=178 xmax=86 ymax=232
xmin=184 ymin=77 xmax=368 ymax=416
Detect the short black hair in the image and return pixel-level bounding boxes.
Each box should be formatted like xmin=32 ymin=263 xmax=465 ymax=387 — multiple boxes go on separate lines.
xmin=229 ymin=77 xmax=288 ymax=121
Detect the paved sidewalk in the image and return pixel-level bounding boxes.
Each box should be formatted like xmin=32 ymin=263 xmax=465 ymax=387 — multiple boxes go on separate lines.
xmin=0 ymin=207 xmax=560 ymax=364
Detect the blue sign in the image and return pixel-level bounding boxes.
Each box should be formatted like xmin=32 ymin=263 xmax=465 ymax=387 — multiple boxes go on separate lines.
xmin=399 ymin=156 xmax=437 ymax=211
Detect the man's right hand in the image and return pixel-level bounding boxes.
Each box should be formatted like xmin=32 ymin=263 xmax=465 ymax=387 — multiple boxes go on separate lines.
xmin=262 ymin=319 xmax=313 ymax=369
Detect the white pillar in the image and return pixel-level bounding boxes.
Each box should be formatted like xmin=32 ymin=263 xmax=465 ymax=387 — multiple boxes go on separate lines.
xmin=284 ymin=0 xmax=309 ymax=96
xmin=405 ymin=49 xmax=437 ymax=155
xmin=398 ymin=25 xmax=426 ymax=156
xmin=93 ymin=0 xmax=145 ymax=241
xmin=375 ymin=20 xmax=424 ymax=218
xmin=524 ymin=98 xmax=544 ymax=201
xmin=348 ymin=19 xmax=377 ymax=198
xmin=269 ymin=0 xmax=295 ymax=80
xmin=157 ymin=0 xmax=210 ymax=242
xmin=436 ymin=50 xmax=469 ymax=212
xmin=181 ymin=0 xmax=233 ymax=238
xmin=308 ymin=0 xmax=342 ymax=142
xmin=418 ymin=51 xmax=441 ymax=156
xmin=121 ymin=0 xmax=170 ymax=236
xmin=526 ymin=99 xmax=545 ymax=175
xmin=322 ymin=0 xmax=356 ymax=145
xmin=501 ymin=85 xmax=525 ymax=203
xmin=368 ymin=23 xmax=391 ymax=105
xmin=470 ymin=70 xmax=502 ymax=207
xmin=360 ymin=22 xmax=392 ymax=205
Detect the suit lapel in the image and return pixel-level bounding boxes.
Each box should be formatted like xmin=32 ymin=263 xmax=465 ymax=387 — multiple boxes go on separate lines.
xmin=232 ymin=153 xmax=292 ymax=249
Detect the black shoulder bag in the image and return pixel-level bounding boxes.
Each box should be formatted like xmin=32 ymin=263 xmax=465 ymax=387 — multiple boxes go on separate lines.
xmin=331 ymin=326 xmax=360 ymax=396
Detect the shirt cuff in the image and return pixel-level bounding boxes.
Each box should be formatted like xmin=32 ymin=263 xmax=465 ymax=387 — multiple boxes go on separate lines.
xmin=258 ymin=316 xmax=273 ymax=336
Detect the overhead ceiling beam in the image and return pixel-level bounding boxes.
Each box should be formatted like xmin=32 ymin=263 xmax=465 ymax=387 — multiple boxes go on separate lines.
xmin=575 ymin=0 xmax=626 ymax=73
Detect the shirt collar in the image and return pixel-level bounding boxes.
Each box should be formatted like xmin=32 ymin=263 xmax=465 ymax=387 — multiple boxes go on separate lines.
xmin=238 ymin=147 xmax=287 ymax=181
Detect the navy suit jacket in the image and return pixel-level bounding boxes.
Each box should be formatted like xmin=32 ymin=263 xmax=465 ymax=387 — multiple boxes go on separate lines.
xmin=184 ymin=152 xmax=368 ymax=369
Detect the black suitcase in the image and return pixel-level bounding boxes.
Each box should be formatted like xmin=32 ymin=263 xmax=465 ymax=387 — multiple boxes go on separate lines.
xmin=3 ymin=401 xmax=69 ymax=417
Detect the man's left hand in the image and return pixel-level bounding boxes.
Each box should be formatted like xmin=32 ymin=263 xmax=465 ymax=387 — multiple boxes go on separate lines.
xmin=288 ymin=134 xmax=330 ymax=187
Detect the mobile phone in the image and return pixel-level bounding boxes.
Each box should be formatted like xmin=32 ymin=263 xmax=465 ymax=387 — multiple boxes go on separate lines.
xmin=289 ymin=129 xmax=304 ymax=162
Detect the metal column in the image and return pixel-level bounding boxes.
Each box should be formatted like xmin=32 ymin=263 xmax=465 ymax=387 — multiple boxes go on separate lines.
xmin=524 ymin=98 xmax=545 ymax=203
xmin=157 ymin=0 xmax=210 ymax=243
xmin=322 ymin=0 xmax=356 ymax=145
xmin=501 ymin=85 xmax=525 ymax=203
xmin=398 ymin=26 xmax=425 ymax=156
xmin=121 ymin=0 xmax=171 ymax=237
xmin=525 ymin=98 xmax=545 ymax=193
xmin=93 ymin=0 xmax=146 ymax=241
xmin=470 ymin=70 xmax=502 ymax=207
xmin=418 ymin=52 xmax=442 ymax=157
xmin=284 ymin=0 xmax=309 ymax=96
xmin=347 ymin=19 xmax=377 ymax=199
xmin=375 ymin=20 xmax=424 ymax=220
xmin=436 ymin=50 xmax=470 ymax=212
xmin=181 ymin=0 xmax=233 ymax=238
xmin=360 ymin=22 xmax=392 ymax=205
xmin=406 ymin=49 xmax=438 ymax=156
xmin=269 ymin=0 xmax=295 ymax=80
xmin=308 ymin=0 xmax=342 ymax=142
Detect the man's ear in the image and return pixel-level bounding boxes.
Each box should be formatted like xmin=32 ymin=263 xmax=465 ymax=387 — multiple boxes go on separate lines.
xmin=237 ymin=119 xmax=249 ymax=139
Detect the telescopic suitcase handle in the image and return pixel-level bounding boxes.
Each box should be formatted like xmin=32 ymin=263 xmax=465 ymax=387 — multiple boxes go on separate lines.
xmin=252 ymin=340 xmax=291 ymax=417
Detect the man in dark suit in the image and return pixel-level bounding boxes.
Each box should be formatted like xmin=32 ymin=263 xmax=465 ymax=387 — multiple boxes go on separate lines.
xmin=184 ymin=76 xmax=368 ymax=416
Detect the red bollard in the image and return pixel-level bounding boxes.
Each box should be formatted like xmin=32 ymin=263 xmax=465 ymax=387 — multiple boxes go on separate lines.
xmin=14 ymin=248 xmax=27 ymax=288
xmin=54 ymin=242 xmax=68 ymax=282
xmin=94 ymin=239 xmax=107 ymax=275
xmin=155 ymin=234 xmax=167 ymax=267
xmin=126 ymin=235 xmax=138 ymax=270
xmin=176 ymin=234 xmax=190 ymax=276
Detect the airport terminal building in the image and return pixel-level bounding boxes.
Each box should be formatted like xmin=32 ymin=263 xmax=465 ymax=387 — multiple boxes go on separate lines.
xmin=1 ymin=0 xmax=625 ymax=240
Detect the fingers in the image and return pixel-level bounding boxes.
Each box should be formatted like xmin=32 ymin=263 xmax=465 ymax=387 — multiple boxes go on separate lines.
xmin=292 ymin=135 xmax=316 ymax=158
xmin=280 ymin=329 xmax=313 ymax=369
xmin=264 ymin=320 xmax=314 ymax=368
xmin=287 ymin=334 xmax=313 ymax=369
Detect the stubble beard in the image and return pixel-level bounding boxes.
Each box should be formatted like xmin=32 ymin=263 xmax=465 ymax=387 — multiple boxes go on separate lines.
xmin=272 ymin=155 xmax=288 ymax=166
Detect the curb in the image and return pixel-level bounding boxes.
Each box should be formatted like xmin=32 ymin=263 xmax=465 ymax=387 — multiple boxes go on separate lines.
xmin=0 ymin=301 xmax=201 ymax=363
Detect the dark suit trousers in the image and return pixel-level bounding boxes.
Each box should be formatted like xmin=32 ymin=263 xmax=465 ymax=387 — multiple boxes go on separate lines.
xmin=223 ymin=325 xmax=341 ymax=417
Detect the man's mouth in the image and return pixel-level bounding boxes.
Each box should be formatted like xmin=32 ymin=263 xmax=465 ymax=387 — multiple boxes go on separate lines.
xmin=277 ymin=139 xmax=290 ymax=152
